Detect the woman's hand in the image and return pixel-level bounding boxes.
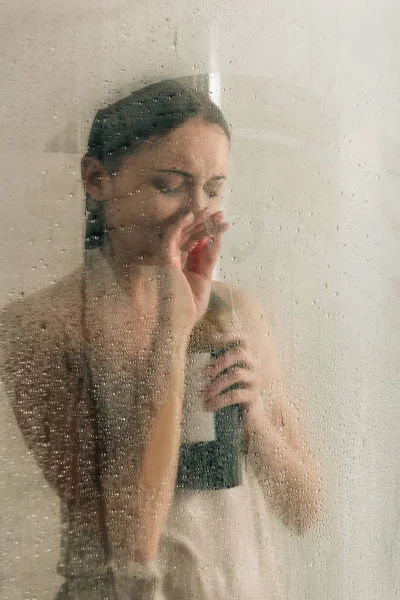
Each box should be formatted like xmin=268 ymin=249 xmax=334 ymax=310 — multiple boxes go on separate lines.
xmin=97 ymin=209 xmax=229 ymax=361
xmin=200 ymin=330 xmax=265 ymax=418
xmin=150 ymin=209 xmax=230 ymax=328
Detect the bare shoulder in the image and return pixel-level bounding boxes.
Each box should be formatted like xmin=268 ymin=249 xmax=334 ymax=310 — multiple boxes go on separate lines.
xmin=0 ymin=267 xmax=84 ymax=346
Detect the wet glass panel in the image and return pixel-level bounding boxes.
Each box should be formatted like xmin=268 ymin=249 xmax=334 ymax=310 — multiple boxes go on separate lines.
xmin=1 ymin=2 xmax=399 ymax=600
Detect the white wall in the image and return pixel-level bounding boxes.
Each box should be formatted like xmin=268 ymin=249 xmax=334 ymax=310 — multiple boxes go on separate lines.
xmin=1 ymin=0 xmax=399 ymax=598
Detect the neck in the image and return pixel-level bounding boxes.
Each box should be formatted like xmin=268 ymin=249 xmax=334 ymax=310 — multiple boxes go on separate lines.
xmin=99 ymin=239 xmax=138 ymax=294
xmin=99 ymin=238 xmax=171 ymax=296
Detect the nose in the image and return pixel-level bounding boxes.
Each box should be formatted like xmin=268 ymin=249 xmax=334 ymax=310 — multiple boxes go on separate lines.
xmin=187 ymin=185 xmax=207 ymax=214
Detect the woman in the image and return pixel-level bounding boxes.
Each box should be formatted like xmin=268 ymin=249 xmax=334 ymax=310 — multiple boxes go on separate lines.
xmin=0 ymin=79 xmax=320 ymax=599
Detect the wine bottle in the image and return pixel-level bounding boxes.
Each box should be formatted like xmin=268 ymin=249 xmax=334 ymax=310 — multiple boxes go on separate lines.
xmin=176 ymin=288 xmax=243 ymax=490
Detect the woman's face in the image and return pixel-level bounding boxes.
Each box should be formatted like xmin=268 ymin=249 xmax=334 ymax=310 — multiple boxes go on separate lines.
xmin=95 ymin=118 xmax=230 ymax=262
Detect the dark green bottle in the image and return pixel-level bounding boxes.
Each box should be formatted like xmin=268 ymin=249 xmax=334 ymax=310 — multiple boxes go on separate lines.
xmin=176 ymin=291 xmax=243 ymax=490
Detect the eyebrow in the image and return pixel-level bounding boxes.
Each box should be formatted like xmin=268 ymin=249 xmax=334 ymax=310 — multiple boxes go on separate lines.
xmin=152 ymin=169 xmax=226 ymax=181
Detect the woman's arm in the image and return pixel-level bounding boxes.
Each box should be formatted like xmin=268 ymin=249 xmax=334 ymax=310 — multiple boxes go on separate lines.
xmin=0 ymin=283 xmax=192 ymax=566
xmin=231 ymin=288 xmax=322 ymax=534
xmin=243 ymin=404 xmax=321 ymax=534
xmin=97 ymin=283 xmax=192 ymax=565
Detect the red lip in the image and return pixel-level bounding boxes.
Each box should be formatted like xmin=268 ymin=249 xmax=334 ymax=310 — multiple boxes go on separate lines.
xmin=186 ymin=238 xmax=207 ymax=272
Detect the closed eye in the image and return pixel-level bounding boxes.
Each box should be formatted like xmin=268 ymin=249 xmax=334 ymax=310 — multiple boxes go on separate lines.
xmin=160 ymin=187 xmax=180 ymax=195
xmin=205 ymin=183 xmax=224 ymax=199
xmin=153 ymin=179 xmax=184 ymax=195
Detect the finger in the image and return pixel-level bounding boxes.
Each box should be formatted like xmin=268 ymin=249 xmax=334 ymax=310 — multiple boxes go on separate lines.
xmin=157 ymin=211 xmax=204 ymax=242
xmin=179 ymin=209 xmax=214 ymax=240
xmin=180 ymin=210 xmax=226 ymax=246
xmin=181 ymin=222 xmax=229 ymax=253
xmin=204 ymin=349 xmax=253 ymax=378
xmin=202 ymin=366 xmax=253 ymax=398
xmin=182 ymin=208 xmax=213 ymax=232
xmin=204 ymin=386 xmax=252 ymax=412
xmin=183 ymin=209 xmax=222 ymax=231
xmin=211 ymin=332 xmax=247 ymax=345
xmin=203 ymin=211 xmax=227 ymax=235
xmin=205 ymin=362 xmax=246 ymax=388
xmin=201 ymin=214 xmax=230 ymax=238
xmin=209 ymin=336 xmax=247 ymax=360
xmin=162 ymin=212 xmax=194 ymax=261
xmin=162 ymin=209 xmax=217 ymax=256
xmin=188 ymin=221 xmax=230 ymax=278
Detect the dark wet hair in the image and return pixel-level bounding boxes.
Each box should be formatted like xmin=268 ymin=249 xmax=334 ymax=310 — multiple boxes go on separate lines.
xmin=84 ymin=78 xmax=231 ymax=248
